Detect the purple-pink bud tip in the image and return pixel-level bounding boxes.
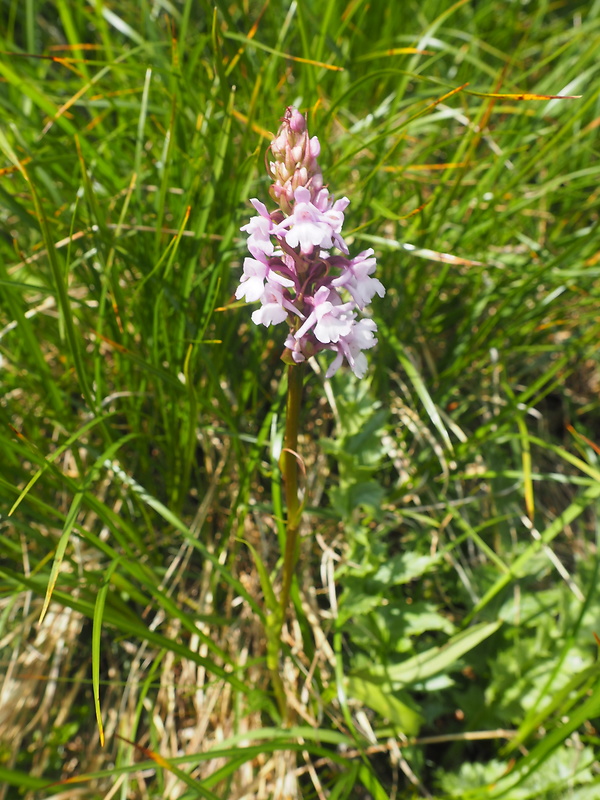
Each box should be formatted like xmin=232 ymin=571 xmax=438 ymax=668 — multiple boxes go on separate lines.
xmin=287 ymin=107 xmax=306 ymax=133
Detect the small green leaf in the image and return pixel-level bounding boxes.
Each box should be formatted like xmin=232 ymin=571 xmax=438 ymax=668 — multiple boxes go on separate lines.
xmin=373 ymin=552 xmax=442 ymax=586
xmin=347 ymin=676 xmax=424 ymax=734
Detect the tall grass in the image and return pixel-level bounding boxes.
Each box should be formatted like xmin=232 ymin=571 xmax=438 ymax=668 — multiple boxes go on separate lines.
xmin=1 ymin=0 xmax=599 ymax=797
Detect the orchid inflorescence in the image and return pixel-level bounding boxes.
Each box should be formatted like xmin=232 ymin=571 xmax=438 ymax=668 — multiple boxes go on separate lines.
xmin=236 ymin=107 xmax=384 ymax=378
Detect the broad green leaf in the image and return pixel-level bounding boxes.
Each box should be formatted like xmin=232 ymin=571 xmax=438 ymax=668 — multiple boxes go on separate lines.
xmin=355 ymin=621 xmax=502 ymax=688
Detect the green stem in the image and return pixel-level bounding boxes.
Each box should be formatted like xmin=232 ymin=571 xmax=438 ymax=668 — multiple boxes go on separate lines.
xmin=264 ymin=362 xmax=304 ymax=725
xmin=279 ymin=362 xmax=304 ymax=622
xmin=266 ymin=626 xmax=288 ymax=720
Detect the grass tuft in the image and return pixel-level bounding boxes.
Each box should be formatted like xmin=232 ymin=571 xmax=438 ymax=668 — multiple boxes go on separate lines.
xmin=1 ymin=1 xmax=600 ymax=797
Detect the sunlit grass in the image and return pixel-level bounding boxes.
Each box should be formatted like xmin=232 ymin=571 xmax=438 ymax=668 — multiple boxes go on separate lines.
xmin=1 ymin=1 xmax=599 ymax=798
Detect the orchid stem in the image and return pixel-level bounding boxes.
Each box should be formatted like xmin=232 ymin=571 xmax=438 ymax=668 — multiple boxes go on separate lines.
xmin=266 ymin=362 xmax=304 ymax=724
xmin=280 ymin=362 xmax=304 ymax=621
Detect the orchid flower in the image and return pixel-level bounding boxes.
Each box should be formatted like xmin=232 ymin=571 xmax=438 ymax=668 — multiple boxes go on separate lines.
xmin=237 ymin=106 xmax=384 ymax=378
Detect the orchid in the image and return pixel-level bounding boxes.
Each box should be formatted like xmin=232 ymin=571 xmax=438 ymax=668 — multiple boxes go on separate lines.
xmin=331 ymin=248 xmax=385 ymax=309
xmin=236 ymin=106 xmax=387 ymax=720
xmin=237 ymin=106 xmax=384 ymax=379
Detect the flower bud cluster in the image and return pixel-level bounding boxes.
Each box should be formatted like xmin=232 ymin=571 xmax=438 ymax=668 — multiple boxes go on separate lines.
xmin=237 ymin=107 xmax=384 ymax=379
xmin=268 ymin=107 xmax=323 ymax=215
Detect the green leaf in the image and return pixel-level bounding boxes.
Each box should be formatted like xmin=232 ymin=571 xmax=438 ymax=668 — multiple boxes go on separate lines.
xmin=355 ymin=621 xmax=502 ymax=689
xmin=38 ymin=492 xmax=84 ymax=625
xmin=92 ymin=558 xmax=121 ymax=748
xmin=347 ymin=676 xmax=424 ymax=734
xmin=372 ymin=552 xmax=442 ymax=586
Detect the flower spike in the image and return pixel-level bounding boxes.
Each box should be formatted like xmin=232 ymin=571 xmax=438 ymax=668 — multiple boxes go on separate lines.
xmin=238 ymin=107 xmax=384 ymax=378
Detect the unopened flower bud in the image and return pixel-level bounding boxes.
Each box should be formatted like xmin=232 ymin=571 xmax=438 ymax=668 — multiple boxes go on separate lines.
xmin=290 ymin=143 xmax=304 ymax=164
xmin=269 ymin=107 xmax=323 ymax=209
xmin=294 ymin=167 xmax=308 ymax=189
xmin=287 ymin=107 xmax=306 ymax=133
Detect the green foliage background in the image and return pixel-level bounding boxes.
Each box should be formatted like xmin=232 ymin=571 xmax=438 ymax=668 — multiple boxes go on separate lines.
xmin=1 ymin=0 xmax=599 ymax=797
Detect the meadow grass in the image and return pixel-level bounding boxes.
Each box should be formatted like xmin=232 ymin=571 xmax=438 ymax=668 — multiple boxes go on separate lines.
xmin=1 ymin=0 xmax=600 ymax=797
